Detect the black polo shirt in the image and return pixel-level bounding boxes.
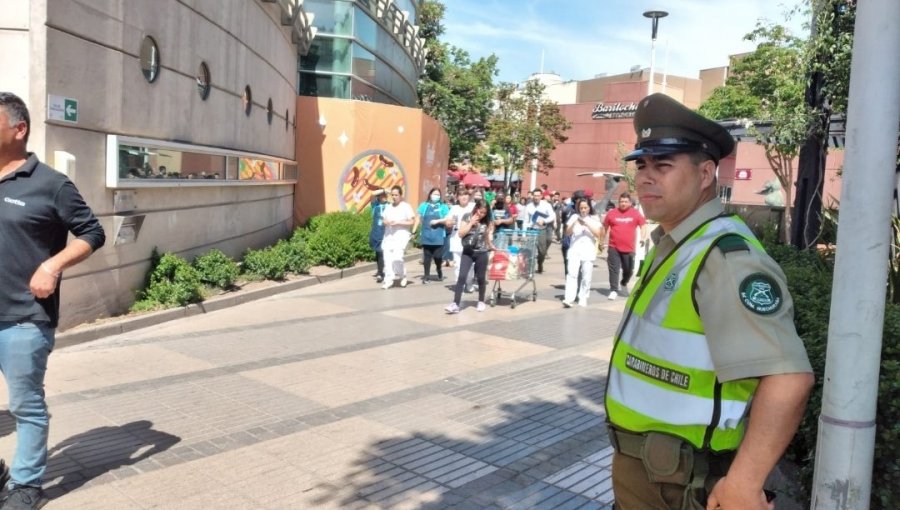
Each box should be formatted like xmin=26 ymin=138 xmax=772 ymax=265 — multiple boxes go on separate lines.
xmin=0 ymin=154 xmax=105 ymax=327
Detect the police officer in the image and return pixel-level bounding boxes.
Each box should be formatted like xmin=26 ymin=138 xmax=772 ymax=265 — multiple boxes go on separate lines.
xmin=604 ymin=94 xmax=814 ymax=510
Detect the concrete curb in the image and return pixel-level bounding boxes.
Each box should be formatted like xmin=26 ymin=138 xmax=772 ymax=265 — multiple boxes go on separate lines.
xmin=56 ymin=253 xmax=421 ymax=349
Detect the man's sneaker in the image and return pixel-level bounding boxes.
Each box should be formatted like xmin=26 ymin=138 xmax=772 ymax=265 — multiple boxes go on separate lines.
xmin=608 ymin=291 xmax=618 ymax=300
xmin=562 ymin=300 xmax=573 ymax=308
xmin=444 ymin=303 xmax=460 ymax=314
xmin=422 ymin=277 xmax=430 ymax=285
xmin=0 ymin=485 xmax=46 ymax=510
xmin=400 ymin=277 xmax=408 ymax=288
xmin=476 ymin=302 xmax=486 ymax=312
xmin=465 ymin=284 xmax=475 ymax=293
xmin=578 ymin=300 xmax=588 ymax=307
xmin=375 ymin=275 xmax=384 ymax=283
xmin=382 ymin=280 xmax=392 ymax=290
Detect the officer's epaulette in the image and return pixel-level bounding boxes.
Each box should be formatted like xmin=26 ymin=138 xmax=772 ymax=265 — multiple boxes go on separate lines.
xmin=715 ymin=234 xmax=750 ymax=254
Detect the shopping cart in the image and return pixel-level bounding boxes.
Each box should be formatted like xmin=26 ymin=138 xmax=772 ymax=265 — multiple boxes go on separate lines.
xmin=488 ymin=229 xmax=538 ymax=308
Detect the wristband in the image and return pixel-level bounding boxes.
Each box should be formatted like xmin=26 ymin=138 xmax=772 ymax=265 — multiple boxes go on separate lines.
xmin=41 ymin=263 xmax=60 ymax=278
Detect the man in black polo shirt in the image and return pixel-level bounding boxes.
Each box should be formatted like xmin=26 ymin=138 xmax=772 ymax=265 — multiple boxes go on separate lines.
xmin=0 ymin=92 xmax=105 ymax=509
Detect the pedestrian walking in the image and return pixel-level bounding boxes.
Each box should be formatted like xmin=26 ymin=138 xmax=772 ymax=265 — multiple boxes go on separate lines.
xmin=436 ymin=189 xmax=475 ymax=291
xmin=490 ymin=191 xmax=515 ymax=233
xmin=605 ymin=93 xmax=814 ymax=510
xmin=380 ymin=185 xmax=414 ymax=289
xmin=515 ymin=196 xmax=528 ymax=230
xmin=416 ymin=187 xmax=450 ymax=284
xmin=368 ymin=189 xmax=388 ymax=282
xmin=561 ymin=198 xmax=602 ymax=307
xmin=444 ymin=200 xmax=494 ymax=314
xmin=0 ymin=92 xmax=106 ymax=509
xmin=524 ymin=188 xmax=555 ymax=273
xmin=602 ymin=192 xmax=647 ymax=299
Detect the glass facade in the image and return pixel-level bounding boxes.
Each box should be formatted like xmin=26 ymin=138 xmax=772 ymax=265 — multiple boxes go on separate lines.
xmin=299 ymin=0 xmax=421 ymax=107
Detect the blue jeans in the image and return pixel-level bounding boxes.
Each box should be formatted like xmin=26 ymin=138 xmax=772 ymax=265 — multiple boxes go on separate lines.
xmin=0 ymin=322 xmax=55 ymax=487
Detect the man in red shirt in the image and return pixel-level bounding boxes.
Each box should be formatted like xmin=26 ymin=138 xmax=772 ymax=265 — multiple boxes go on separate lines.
xmin=603 ymin=192 xmax=647 ymax=299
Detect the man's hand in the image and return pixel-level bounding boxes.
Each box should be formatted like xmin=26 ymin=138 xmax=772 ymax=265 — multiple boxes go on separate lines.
xmin=706 ymin=477 xmax=774 ymax=510
xmin=30 ymin=265 xmax=59 ymax=298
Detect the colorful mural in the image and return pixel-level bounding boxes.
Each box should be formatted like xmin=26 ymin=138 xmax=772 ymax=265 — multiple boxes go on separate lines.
xmin=338 ymin=150 xmax=406 ymax=212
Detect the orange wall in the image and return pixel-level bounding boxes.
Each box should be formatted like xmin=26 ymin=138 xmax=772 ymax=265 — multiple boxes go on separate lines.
xmin=294 ymin=96 xmax=450 ymax=224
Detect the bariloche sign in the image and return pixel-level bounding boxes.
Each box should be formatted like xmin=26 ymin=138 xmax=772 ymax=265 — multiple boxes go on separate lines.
xmin=591 ymin=102 xmax=638 ymax=120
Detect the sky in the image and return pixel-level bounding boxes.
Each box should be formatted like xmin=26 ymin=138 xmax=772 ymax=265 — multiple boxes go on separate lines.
xmin=442 ymin=0 xmax=809 ymax=84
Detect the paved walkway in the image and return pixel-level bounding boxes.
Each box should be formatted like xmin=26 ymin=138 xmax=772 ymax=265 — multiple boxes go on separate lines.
xmin=1 ymin=246 xmax=627 ymax=509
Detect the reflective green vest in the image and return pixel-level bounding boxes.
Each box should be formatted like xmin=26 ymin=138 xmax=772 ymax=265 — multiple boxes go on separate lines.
xmin=605 ymin=215 xmax=763 ymax=452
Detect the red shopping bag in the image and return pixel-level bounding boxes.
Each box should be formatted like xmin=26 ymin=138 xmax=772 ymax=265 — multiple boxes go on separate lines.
xmin=489 ymin=250 xmax=510 ymax=280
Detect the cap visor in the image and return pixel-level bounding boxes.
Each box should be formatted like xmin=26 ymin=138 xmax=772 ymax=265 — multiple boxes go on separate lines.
xmin=623 ymin=145 xmax=694 ymax=162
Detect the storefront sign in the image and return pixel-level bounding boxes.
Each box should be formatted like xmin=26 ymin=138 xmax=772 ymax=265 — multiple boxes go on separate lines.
xmin=591 ymin=102 xmax=638 ymax=120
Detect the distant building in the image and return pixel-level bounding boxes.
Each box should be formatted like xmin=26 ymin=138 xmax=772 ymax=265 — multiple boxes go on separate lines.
xmin=526 ymin=64 xmax=843 ymax=212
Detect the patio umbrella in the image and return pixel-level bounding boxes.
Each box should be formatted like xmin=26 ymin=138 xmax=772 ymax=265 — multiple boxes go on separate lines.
xmin=461 ymin=172 xmax=491 ymax=188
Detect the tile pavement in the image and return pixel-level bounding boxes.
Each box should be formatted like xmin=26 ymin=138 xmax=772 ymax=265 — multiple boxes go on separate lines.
xmin=0 ymin=249 xmax=627 ymax=508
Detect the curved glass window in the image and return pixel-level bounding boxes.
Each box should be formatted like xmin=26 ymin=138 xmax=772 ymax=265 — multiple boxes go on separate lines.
xmin=299 ymin=73 xmax=351 ymax=99
xmin=301 ymin=37 xmax=352 ymax=73
xmin=196 ymin=62 xmax=210 ymax=100
xmin=354 ymin=7 xmax=378 ymax=47
xmin=140 ymin=36 xmax=160 ymax=83
xmin=303 ymin=0 xmax=353 ymax=35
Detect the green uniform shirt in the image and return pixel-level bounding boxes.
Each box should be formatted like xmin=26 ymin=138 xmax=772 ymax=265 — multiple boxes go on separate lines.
xmin=649 ymin=199 xmax=812 ymax=382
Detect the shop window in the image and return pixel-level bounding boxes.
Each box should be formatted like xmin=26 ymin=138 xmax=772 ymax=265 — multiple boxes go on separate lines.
xmin=107 ymin=135 xmax=296 ymax=188
xmin=719 ymin=186 xmax=733 ymax=203
xmin=140 ymin=36 xmax=160 ymax=83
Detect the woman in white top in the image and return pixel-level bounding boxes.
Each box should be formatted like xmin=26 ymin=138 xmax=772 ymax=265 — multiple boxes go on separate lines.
xmin=435 ymin=188 xmax=474 ymax=290
xmin=381 ymin=185 xmax=415 ymax=289
xmin=562 ymin=198 xmax=604 ymax=307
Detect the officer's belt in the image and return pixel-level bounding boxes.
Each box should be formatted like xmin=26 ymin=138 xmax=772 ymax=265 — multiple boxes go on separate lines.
xmin=607 ymin=426 xmax=646 ymax=459
xmin=607 ymin=425 xmax=735 ymax=489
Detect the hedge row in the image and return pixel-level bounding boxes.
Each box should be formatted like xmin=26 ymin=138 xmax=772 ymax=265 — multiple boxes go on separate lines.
xmin=131 ymin=211 xmax=373 ymax=312
xmin=766 ymin=242 xmax=899 ymax=509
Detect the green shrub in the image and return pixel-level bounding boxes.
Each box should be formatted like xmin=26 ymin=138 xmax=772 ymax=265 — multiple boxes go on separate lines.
xmin=242 ymin=246 xmax=288 ymax=280
xmin=132 ymin=251 xmax=203 ymax=310
xmin=768 ymin=240 xmax=900 ymax=509
xmin=305 ymin=211 xmax=374 ymax=269
xmin=274 ymin=238 xmax=311 ymax=274
xmin=193 ymin=249 xmax=240 ymax=289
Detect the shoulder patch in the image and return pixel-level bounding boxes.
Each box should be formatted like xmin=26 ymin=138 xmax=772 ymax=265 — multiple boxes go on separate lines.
xmin=739 ymin=273 xmax=783 ymax=315
xmin=715 ymin=234 xmax=750 ymax=255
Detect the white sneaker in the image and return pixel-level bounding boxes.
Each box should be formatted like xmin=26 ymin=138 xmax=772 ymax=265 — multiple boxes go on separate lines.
xmin=476 ymin=302 xmax=486 ymax=312
xmin=562 ymin=300 xmax=573 ymax=308
xmin=465 ymin=284 xmax=475 ymax=293
xmin=382 ymin=280 xmax=392 ymax=290
xmin=400 ymin=277 xmax=408 ymax=288
xmin=578 ymin=300 xmax=588 ymax=307
xmin=444 ymin=302 xmax=460 ymax=314
xmin=608 ymin=291 xmax=618 ymax=300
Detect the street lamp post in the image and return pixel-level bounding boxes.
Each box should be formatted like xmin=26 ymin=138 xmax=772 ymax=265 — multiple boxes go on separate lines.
xmin=643 ymin=9 xmax=668 ymax=96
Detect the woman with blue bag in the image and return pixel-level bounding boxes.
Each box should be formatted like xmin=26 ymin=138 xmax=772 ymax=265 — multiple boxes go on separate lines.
xmin=417 ymin=187 xmax=450 ymax=284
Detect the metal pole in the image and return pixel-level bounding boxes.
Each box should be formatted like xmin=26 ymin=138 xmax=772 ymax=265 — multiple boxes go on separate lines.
xmin=811 ymin=0 xmax=900 ymax=507
xmin=647 ymin=37 xmax=656 ymax=96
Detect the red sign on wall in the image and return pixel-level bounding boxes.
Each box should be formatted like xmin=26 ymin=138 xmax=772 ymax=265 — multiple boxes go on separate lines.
xmin=735 ymin=168 xmax=752 ymax=180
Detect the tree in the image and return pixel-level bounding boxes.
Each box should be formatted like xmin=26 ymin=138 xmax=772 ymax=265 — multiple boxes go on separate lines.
xmin=791 ymin=0 xmax=855 ymax=249
xmin=417 ymin=1 xmax=499 ymax=161
xmin=479 ymin=80 xmax=571 ymax=192
xmin=699 ymin=23 xmax=811 ymax=243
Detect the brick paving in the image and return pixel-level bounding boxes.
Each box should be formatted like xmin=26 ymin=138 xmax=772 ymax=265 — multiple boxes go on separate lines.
xmin=0 ymin=248 xmax=626 ymax=509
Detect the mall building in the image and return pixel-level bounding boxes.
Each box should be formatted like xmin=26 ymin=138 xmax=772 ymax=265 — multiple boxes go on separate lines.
xmin=529 ymin=68 xmax=844 ymax=210
xmin=1 ymin=0 xmax=447 ymax=329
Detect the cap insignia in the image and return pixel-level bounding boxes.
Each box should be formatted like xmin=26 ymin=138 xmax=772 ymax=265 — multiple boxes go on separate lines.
xmin=641 ymin=128 xmax=652 ymax=139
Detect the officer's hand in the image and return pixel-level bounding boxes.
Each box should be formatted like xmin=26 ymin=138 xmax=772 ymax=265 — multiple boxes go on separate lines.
xmin=30 ymin=267 xmax=59 ymax=299
xmin=706 ymin=477 xmax=773 ymax=510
